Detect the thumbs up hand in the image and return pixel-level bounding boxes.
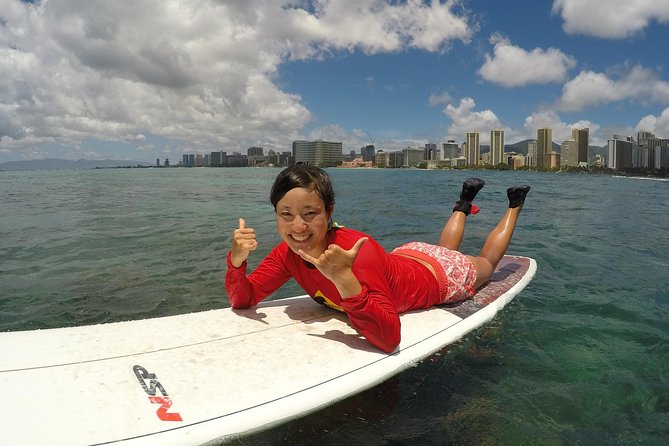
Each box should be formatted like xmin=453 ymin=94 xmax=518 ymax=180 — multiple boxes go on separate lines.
xmin=230 ymin=218 xmax=258 ymax=268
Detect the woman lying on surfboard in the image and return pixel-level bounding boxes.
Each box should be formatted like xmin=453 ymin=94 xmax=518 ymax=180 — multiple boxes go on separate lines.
xmin=226 ymin=163 xmax=530 ymax=353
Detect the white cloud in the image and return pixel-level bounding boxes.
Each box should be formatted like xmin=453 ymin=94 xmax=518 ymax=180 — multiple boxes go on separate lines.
xmin=552 ymin=0 xmax=669 ymax=38
xmin=0 ymin=0 xmax=474 ymax=159
xmin=287 ymin=0 xmax=474 ymax=55
xmin=557 ymin=65 xmax=669 ymax=111
xmin=442 ymin=97 xmax=503 ymax=144
xmin=428 ymin=91 xmax=453 ymax=107
xmin=636 ymin=108 xmax=669 ymax=136
xmin=478 ymin=35 xmax=576 ymax=87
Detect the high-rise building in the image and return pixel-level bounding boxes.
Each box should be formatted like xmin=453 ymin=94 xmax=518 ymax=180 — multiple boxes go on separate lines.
xmin=526 ymin=140 xmax=537 ymax=166
xmin=537 ymin=128 xmax=552 ymax=168
xmin=441 ymin=140 xmax=459 ymax=159
xmin=388 ymin=151 xmax=404 ymax=168
xmin=361 ymin=145 xmax=375 ymax=162
xmin=210 ymin=151 xmax=227 ymax=167
xmin=561 ymin=139 xmax=578 ymax=167
xmin=183 ymin=154 xmax=197 ymax=167
xmin=490 ymin=129 xmax=505 ymax=165
xmin=608 ymin=135 xmax=634 ymax=170
xmin=248 ymin=146 xmax=264 ymax=157
xmin=637 ymin=131 xmax=661 ymax=168
xmin=465 ymin=131 xmax=480 ymax=166
xmin=656 ymin=139 xmax=669 ymax=169
xmin=572 ymin=128 xmax=589 ymax=166
xmin=292 ymin=140 xmax=343 ymax=167
xmin=402 ymin=148 xmax=425 ymax=167
xmin=424 ymin=143 xmax=438 ymax=160
xmin=375 ymin=150 xmax=389 ymax=167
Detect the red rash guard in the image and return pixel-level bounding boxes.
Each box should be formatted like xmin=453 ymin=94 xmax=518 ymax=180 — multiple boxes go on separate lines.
xmin=225 ymin=227 xmax=440 ymax=353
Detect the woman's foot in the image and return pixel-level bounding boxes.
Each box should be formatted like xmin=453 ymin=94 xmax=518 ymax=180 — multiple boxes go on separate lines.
xmin=461 ymin=178 xmax=485 ymax=201
xmin=507 ymin=185 xmax=531 ymax=208
xmin=453 ymin=178 xmax=485 ymax=215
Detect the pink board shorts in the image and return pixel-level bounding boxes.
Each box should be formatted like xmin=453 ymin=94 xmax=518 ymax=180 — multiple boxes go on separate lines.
xmin=391 ymin=242 xmax=477 ymax=304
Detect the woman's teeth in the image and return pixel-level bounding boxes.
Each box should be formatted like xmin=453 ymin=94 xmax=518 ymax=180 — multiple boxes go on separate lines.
xmin=292 ymin=234 xmax=310 ymax=241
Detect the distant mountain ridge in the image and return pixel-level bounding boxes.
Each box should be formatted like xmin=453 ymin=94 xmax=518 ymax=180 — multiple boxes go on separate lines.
xmin=0 ymin=158 xmax=151 ymax=171
xmin=480 ymin=140 xmax=561 ymax=155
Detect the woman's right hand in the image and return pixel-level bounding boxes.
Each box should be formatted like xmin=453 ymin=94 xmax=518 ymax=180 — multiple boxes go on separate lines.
xmin=230 ymin=218 xmax=258 ymax=268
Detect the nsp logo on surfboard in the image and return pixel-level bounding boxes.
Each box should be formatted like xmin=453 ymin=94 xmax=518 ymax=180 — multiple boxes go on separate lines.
xmin=133 ymin=365 xmax=183 ymax=422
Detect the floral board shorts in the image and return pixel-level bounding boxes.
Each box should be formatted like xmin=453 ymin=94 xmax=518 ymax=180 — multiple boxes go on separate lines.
xmin=391 ymin=242 xmax=477 ymax=304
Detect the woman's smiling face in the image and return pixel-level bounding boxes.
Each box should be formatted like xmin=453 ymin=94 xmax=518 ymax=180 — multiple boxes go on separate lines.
xmin=275 ymin=187 xmax=331 ymax=259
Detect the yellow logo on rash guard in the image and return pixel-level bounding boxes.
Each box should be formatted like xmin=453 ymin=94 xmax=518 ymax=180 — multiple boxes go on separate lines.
xmin=312 ymin=290 xmax=345 ymax=312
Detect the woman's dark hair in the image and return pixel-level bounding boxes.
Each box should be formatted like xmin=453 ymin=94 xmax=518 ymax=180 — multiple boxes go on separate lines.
xmin=270 ymin=163 xmax=335 ymax=211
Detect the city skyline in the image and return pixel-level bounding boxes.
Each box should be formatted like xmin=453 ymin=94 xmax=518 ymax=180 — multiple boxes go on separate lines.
xmin=2 ymin=1 xmax=669 ymax=164
xmin=171 ymin=124 xmax=666 ymax=172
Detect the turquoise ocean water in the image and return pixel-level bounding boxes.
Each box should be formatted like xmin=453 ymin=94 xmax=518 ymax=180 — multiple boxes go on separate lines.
xmin=1 ymin=167 xmax=667 ymax=444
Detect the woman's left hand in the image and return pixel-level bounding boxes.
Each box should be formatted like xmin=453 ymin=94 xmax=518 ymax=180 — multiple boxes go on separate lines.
xmin=297 ymin=237 xmax=368 ymax=298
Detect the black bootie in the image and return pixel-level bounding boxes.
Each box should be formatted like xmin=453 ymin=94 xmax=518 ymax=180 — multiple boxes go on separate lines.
xmin=453 ymin=178 xmax=485 ymax=215
xmin=507 ymin=185 xmax=531 ymax=208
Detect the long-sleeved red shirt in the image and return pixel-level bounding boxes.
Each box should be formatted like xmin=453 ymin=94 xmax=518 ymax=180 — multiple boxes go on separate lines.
xmin=225 ymin=227 xmax=440 ymax=352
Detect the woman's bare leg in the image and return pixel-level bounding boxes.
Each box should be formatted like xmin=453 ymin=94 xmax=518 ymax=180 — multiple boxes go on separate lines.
xmin=439 ymin=211 xmax=466 ymax=250
xmin=440 ymin=178 xmax=485 ymax=250
xmin=468 ymin=185 xmax=530 ymax=289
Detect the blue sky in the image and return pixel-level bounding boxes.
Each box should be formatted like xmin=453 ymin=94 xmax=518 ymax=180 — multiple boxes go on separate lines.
xmin=1 ymin=0 xmax=669 ymax=163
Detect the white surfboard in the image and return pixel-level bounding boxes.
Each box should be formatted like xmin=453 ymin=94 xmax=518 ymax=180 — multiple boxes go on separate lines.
xmin=1 ymin=255 xmax=535 ymax=445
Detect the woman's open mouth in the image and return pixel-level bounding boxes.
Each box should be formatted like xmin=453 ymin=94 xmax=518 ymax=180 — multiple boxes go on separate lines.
xmin=290 ymin=233 xmax=311 ymax=243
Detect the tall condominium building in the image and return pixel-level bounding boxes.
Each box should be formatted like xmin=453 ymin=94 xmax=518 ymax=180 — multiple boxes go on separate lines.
xmin=361 ymin=144 xmax=375 ymax=162
xmin=490 ymin=128 xmax=505 ymax=165
xmin=424 ymin=143 xmax=438 ymax=160
xmin=572 ymin=127 xmax=589 ymax=166
xmin=210 ymin=151 xmax=227 ymax=167
xmin=537 ymin=128 xmax=553 ymax=168
xmin=608 ymin=135 xmax=634 ymax=170
xmin=374 ymin=150 xmax=389 ymax=167
xmin=292 ymin=140 xmax=343 ymax=167
xmin=465 ymin=131 xmax=480 ymax=166
xmin=441 ymin=140 xmax=459 ymax=159
xmin=527 ymin=139 xmax=538 ymax=166
xmin=182 ymin=154 xmax=196 ymax=167
xmin=248 ymin=146 xmax=264 ymax=157
xmin=389 ymin=150 xmax=404 ymax=168
xmin=636 ymin=131 xmax=661 ymax=168
xmin=656 ymin=140 xmax=669 ymax=169
xmin=402 ymin=148 xmax=425 ymax=167
xmin=561 ymin=139 xmax=578 ymax=167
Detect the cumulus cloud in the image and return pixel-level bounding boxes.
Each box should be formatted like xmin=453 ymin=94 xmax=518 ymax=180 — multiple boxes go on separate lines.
xmin=0 ymin=0 xmax=473 ymax=159
xmin=552 ymin=0 xmax=669 ymax=38
xmin=478 ymin=35 xmax=576 ymax=87
xmin=442 ymin=97 xmax=504 ymax=144
xmin=636 ymin=108 xmax=669 ymax=136
xmin=557 ymin=65 xmax=669 ymax=111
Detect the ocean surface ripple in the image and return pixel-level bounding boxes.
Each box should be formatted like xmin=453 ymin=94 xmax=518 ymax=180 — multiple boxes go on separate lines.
xmin=1 ymin=168 xmax=667 ymax=444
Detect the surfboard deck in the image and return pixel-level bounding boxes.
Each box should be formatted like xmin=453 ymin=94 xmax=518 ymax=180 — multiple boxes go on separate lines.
xmin=0 ymin=255 xmax=536 ymax=445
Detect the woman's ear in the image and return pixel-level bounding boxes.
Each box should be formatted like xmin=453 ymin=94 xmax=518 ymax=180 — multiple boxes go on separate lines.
xmin=327 ymin=205 xmax=334 ymax=219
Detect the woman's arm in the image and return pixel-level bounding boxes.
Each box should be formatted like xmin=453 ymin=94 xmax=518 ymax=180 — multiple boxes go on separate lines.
xmin=298 ymin=237 xmax=401 ymax=353
xmin=339 ymin=285 xmax=401 ymax=353
xmin=226 ymin=244 xmax=292 ymax=309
